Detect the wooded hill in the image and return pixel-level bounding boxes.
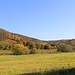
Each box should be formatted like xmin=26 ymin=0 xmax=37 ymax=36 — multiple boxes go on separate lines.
xmin=0 ymin=28 xmax=43 ymax=43
xmin=0 ymin=28 xmax=46 ymax=50
xmin=47 ymin=39 xmax=75 ymax=52
xmin=0 ymin=28 xmax=75 ymax=54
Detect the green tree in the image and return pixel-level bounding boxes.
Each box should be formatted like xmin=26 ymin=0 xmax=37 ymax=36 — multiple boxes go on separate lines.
xmin=0 ymin=45 xmax=3 ymax=49
xmin=36 ymin=43 xmax=41 ymax=49
xmin=44 ymin=44 xmax=51 ymax=49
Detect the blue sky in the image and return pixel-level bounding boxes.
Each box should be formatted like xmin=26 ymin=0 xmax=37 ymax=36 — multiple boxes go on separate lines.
xmin=0 ymin=0 xmax=75 ymax=40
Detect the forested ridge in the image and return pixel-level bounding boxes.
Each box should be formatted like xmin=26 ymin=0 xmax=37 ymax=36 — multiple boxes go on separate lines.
xmin=0 ymin=28 xmax=45 ymax=49
xmin=0 ymin=28 xmax=75 ymax=55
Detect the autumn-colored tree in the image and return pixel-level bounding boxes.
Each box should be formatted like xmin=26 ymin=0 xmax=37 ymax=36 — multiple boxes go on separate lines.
xmin=57 ymin=43 xmax=73 ymax=52
xmin=41 ymin=44 xmax=44 ymax=49
xmin=26 ymin=41 xmax=36 ymax=50
xmin=44 ymin=44 xmax=51 ymax=49
xmin=30 ymin=48 xmax=39 ymax=54
xmin=13 ymin=44 xmax=29 ymax=55
xmin=69 ymin=40 xmax=75 ymax=51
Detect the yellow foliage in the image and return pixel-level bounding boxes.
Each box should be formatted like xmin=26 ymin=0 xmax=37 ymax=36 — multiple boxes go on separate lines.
xmin=13 ymin=44 xmax=29 ymax=55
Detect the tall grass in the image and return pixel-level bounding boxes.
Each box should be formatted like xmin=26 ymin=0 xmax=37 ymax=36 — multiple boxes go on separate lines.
xmin=21 ymin=68 xmax=75 ymax=75
xmin=0 ymin=50 xmax=13 ymax=55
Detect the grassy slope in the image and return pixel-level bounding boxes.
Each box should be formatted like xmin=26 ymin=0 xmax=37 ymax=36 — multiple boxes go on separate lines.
xmin=0 ymin=52 xmax=75 ymax=75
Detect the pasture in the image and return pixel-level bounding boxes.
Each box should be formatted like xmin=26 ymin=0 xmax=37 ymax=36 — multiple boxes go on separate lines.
xmin=0 ymin=52 xmax=75 ymax=75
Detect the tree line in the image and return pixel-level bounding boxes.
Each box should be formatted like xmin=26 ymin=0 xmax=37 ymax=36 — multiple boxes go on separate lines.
xmin=0 ymin=28 xmax=75 ymax=55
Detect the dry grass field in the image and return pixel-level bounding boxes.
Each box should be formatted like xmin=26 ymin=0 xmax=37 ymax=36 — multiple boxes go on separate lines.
xmin=0 ymin=52 xmax=75 ymax=75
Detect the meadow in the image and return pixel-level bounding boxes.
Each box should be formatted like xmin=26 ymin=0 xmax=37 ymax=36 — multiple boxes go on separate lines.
xmin=0 ymin=52 xmax=75 ymax=75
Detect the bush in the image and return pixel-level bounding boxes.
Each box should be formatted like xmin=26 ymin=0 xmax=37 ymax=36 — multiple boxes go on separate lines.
xmin=13 ymin=44 xmax=29 ymax=55
xmin=57 ymin=43 xmax=73 ymax=52
xmin=30 ymin=48 xmax=39 ymax=54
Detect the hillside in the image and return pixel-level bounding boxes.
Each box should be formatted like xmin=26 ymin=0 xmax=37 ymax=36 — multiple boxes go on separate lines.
xmin=0 ymin=28 xmax=75 ymax=53
xmin=0 ymin=28 xmax=45 ymax=50
xmin=0 ymin=28 xmax=43 ymax=42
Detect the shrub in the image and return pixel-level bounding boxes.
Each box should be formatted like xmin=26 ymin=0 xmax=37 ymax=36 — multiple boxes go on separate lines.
xmin=57 ymin=43 xmax=73 ymax=52
xmin=13 ymin=44 xmax=29 ymax=55
xmin=30 ymin=48 xmax=39 ymax=54
xmin=41 ymin=50 xmax=45 ymax=54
